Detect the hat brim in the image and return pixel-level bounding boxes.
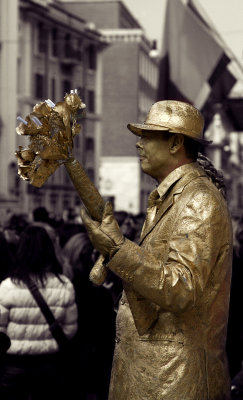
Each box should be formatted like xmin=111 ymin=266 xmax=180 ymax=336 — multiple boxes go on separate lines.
xmin=127 ymin=123 xmax=212 ymax=145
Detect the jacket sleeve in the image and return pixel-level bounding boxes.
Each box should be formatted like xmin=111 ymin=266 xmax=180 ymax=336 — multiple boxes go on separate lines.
xmin=0 ymin=284 xmax=9 ymax=334
xmin=0 ymin=305 xmax=9 ymax=334
xmin=60 ymin=278 xmax=78 ymax=339
xmin=107 ymin=188 xmax=232 ymax=313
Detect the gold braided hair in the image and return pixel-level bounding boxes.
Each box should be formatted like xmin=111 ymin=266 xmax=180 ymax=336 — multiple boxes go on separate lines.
xmin=197 ymin=152 xmax=227 ymax=200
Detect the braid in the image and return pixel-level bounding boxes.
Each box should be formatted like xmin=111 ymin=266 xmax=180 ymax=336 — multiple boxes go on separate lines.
xmin=197 ymin=152 xmax=227 ymax=200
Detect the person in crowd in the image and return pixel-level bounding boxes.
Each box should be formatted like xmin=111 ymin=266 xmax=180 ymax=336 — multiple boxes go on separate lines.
xmin=62 ymin=207 xmax=79 ymax=223
xmin=57 ymin=221 xmax=87 ymax=250
xmin=0 ymin=225 xmax=78 ymax=400
xmin=227 ymin=218 xmax=243 ymax=377
xmin=103 ymin=211 xmax=137 ymax=309
xmin=57 ymin=222 xmax=88 ymax=279
xmin=3 ymin=213 xmax=29 ymax=255
xmin=80 ymin=100 xmax=233 ymax=400
xmin=32 ymin=206 xmax=56 ymax=241
xmin=32 ymin=206 xmax=49 ymax=223
xmin=0 ymin=231 xmax=14 ymax=282
xmin=32 ymin=206 xmax=73 ymax=278
xmin=120 ymin=213 xmax=137 ymax=241
xmin=62 ymin=229 xmax=116 ymax=400
xmin=227 ymin=218 xmax=243 ymax=399
xmin=5 ymin=213 xmax=29 ymax=236
xmin=130 ymin=212 xmax=146 ymax=243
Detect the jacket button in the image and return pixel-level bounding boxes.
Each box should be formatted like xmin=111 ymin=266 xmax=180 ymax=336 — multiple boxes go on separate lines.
xmin=115 ymin=337 xmax=120 ymax=343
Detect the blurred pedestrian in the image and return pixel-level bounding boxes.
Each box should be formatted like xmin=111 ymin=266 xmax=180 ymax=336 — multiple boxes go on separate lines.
xmin=0 ymin=225 xmax=78 ymax=400
xmin=103 ymin=212 xmax=137 ymax=309
xmin=32 ymin=206 xmax=56 ymax=242
xmin=227 ymin=218 xmax=243 ymax=399
xmin=132 ymin=212 xmax=146 ymax=243
xmin=63 ymin=230 xmax=116 ymax=400
xmin=3 ymin=213 xmax=29 ymax=255
xmin=32 ymin=206 xmax=74 ymax=279
xmin=57 ymin=221 xmax=86 ymax=250
xmin=0 ymin=231 xmax=14 ymax=283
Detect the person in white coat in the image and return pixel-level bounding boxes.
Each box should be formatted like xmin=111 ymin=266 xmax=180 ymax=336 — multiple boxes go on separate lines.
xmin=0 ymin=225 xmax=78 ymax=400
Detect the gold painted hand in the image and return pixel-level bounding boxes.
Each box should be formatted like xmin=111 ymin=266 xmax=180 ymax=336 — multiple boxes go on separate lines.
xmin=81 ymin=202 xmax=125 ymax=258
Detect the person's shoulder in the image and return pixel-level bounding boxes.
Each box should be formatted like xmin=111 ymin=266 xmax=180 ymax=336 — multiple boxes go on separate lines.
xmin=185 ymin=173 xmax=225 ymax=202
xmin=0 ymin=277 xmax=16 ymax=290
xmin=179 ymin=175 xmax=230 ymax=223
xmin=0 ymin=278 xmax=28 ymax=306
xmin=45 ymin=273 xmax=75 ymax=292
xmin=43 ymin=274 xmax=76 ymax=305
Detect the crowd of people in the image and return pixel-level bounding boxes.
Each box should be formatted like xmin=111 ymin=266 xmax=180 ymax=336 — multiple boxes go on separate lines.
xmin=2 ymin=98 xmax=243 ymax=399
xmin=227 ymin=218 xmax=243 ymax=399
xmin=0 ymin=202 xmax=243 ymax=399
xmin=0 ymin=206 xmax=145 ymax=400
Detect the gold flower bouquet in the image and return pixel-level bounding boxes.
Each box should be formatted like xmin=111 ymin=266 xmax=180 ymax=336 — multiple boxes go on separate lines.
xmin=15 ymin=90 xmax=107 ymax=284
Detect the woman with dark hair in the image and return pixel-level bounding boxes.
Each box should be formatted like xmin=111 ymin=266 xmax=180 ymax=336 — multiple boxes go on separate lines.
xmin=0 ymin=231 xmax=13 ymax=283
xmin=62 ymin=231 xmax=116 ymax=400
xmin=0 ymin=225 xmax=78 ymax=400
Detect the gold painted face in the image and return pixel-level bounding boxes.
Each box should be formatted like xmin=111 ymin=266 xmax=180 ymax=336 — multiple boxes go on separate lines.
xmin=136 ymin=132 xmax=172 ymax=182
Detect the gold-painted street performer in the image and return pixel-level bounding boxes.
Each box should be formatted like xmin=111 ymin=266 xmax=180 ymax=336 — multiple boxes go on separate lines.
xmin=16 ymin=94 xmax=233 ymax=399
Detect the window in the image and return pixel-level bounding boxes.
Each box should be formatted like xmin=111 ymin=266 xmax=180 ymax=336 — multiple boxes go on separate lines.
xmin=64 ymin=34 xmax=71 ymax=58
xmin=50 ymin=193 xmax=58 ymax=208
xmin=33 ymin=195 xmax=42 ymax=208
xmin=85 ymin=137 xmax=94 ymax=151
xmin=76 ymin=87 xmax=84 ymax=98
xmin=62 ymin=79 xmax=71 ymax=95
xmin=75 ymin=196 xmax=81 ymax=206
xmin=87 ymin=90 xmax=95 ymax=113
xmin=77 ymin=40 xmax=83 ymax=61
xmin=87 ymin=44 xmax=96 ymax=70
xmin=86 ymin=168 xmax=94 ymax=181
xmin=35 ymin=73 xmax=44 ymax=98
xmin=51 ymin=78 xmax=56 ymax=101
xmin=52 ymin=28 xmax=58 ymax=57
xmin=37 ymin=22 xmax=48 ymax=53
xmin=63 ymin=196 xmax=70 ymax=209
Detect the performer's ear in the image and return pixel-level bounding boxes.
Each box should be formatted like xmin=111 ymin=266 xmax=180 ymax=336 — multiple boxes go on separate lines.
xmin=169 ymin=133 xmax=184 ymax=154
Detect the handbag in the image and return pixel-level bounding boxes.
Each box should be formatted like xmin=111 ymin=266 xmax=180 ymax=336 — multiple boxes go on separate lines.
xmin=27 ymin=278 xmax=69 ymax=352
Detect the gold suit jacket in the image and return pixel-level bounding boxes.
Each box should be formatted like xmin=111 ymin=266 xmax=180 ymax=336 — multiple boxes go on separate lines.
xmin=107 ymin=162 xmax=233 ymax=400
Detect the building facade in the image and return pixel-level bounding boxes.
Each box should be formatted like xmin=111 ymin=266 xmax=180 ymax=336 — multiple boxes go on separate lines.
xmin=0 ymin=0 xmax=105 ymax=222
xmin=61 ymin=0 xmax=160 ymax=214
xmin=204 ymin=101 xmax=243 ymax=222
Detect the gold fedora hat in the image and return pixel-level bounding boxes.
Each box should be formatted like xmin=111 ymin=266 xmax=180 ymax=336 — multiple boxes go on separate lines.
xmin=127 ymin=100 xmax=211 ymax=144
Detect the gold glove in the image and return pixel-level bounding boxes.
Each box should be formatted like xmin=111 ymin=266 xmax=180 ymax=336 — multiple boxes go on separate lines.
xmin=80 ymin=202 xmax=125 ymax=258
xmin=89 ymin=254 xmax=108 ymax=285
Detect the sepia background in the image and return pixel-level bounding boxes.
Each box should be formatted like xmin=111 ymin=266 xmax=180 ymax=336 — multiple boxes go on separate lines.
xmin=1 ymin=0 xmax=243 ymax=232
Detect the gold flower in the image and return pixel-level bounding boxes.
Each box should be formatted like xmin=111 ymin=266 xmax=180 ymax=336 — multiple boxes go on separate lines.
xmin=15 ymin=91 xmax=86 ymax=187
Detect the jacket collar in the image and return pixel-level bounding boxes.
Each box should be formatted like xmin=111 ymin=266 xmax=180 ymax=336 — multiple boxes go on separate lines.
xmin=156 ymin=162 xmax=200 ymax=199
xmin=139 ymin=162 xmax=207 ymax=244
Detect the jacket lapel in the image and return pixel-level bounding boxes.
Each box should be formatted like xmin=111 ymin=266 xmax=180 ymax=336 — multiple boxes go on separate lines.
xmin=139 ymin=188 xmax=181 ymax=245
